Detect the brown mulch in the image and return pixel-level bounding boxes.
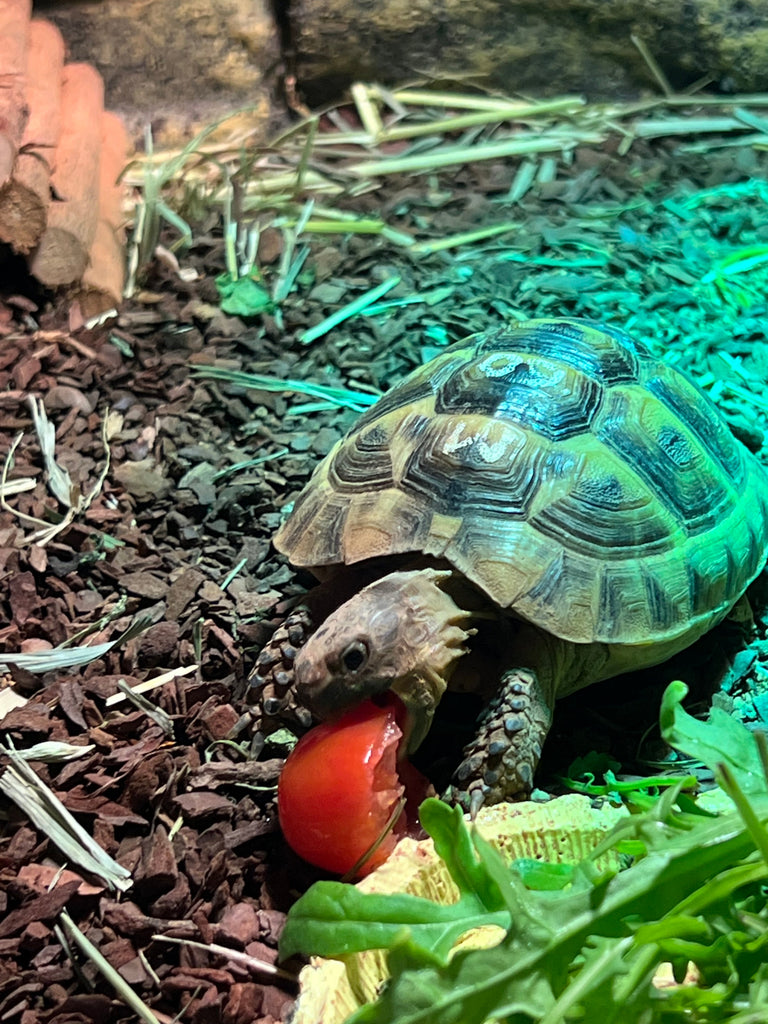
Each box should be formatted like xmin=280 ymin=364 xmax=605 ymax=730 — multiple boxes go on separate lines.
xmin=0 ymin=321 xmax=309 ymax=1024
xmin=1 ymin=117 xmax=768 ymax=1024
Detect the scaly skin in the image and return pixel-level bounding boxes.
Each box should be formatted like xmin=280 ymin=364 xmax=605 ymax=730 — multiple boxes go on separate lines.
xmin=293 ymin=568 xmax=476 ymax=751
xmin=446 ymin=668 xmax=555 ymax=815
xmin=247 ymin=606 xmax=314 ymax=730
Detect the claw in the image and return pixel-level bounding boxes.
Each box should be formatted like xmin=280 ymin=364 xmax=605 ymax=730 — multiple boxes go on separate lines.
xmin=469 ymin=786 xmax=485 ymax=820
xmin=447 ymin=667 xmax=554 ymax=806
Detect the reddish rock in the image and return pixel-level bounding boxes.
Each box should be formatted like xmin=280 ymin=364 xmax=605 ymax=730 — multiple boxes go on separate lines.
xmin=99 ymin=936 xmax=136 ymax=969
xmin=215 ymin=902 xmax=260 ymax=948
xmin=223 ymin=982 xmax=263 ymax=1024
xmin=133 ymin=826 xmax=178 ymax=900
xmin=20 ymin=920 xmax=51 ymax=953
xmin=199 ymin=703 xmax=240 ymax=740
xmin=140 ymin=619 xmax=181 ymax=661
xmin=261 ymin=984 xmax=295 ymax=1021
xmin=149 ymin=871 xmax=191 ymax=918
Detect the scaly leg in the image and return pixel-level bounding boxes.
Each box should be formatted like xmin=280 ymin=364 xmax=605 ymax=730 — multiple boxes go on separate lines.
xmin=247 ymin=605 xmax=314 ymax=729
xmin=446 ymin=667 xmax=555 ymax=814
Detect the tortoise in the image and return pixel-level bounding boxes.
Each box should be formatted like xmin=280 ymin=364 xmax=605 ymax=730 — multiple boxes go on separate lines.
xmin=267 ymin=317 xmax=768 ymax=811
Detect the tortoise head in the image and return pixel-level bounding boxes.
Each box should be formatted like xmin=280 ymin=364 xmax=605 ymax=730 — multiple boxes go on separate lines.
xmin=294 ymin=568 xmax=475 ymax=750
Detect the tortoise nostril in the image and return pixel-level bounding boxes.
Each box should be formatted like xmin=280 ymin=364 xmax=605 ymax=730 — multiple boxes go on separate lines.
xmin=294 ymin=654 xmax=321 ymax=695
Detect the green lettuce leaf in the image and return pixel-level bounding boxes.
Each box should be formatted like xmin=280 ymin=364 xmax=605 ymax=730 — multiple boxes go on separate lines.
xmin=279 ymin=799 xmax=509 ymax=963
xmin=284 ymin=682 xmax=768 ymax=1024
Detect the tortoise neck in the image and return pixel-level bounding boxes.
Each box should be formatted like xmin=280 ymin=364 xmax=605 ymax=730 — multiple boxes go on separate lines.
xmin=380 ymin=568 xmax=477 ymax=748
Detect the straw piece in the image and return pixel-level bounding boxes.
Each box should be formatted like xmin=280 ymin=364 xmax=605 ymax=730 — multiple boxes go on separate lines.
xmin=385 ymin=89 xmax=585 ymax=114
xmin=347 ymin=131 xmax=604 ymax=177
xmin=299 ymin=276 xmax=401 ymax=344
xmin=0 ymin=639 xmax=118 ymax=673
xmin=194 ymin=364 xmax=379 ymax=412
xmin=411 ymin=221 xmax=519 ymax=254
xmin=632 ymin=117 xmax=745 ymax=138
xmin=59 ymin=912 xmax=162 ymax=1024
xmin=0 ymin=743 xmax=132 ymax=892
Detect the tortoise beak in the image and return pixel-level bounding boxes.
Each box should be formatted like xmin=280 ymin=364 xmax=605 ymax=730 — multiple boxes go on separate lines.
xmin=295 ymin=649 xmax=392 ymax=720
xmin=293 ymin=652 xmax=340 ymax=718
xmin=390 ymin=674 xmax=439 ymax=751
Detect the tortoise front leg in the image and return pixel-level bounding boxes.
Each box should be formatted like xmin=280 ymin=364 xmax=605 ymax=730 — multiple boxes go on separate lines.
xmin=446 ymin=667 xmax=555 ymax=814
xmin=247 ymin=605 xmax=315 ymax=729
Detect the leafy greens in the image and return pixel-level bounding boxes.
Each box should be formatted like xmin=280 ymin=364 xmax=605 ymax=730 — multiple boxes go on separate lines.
xmin=281 ymin=681 xmax=768 ymax=1022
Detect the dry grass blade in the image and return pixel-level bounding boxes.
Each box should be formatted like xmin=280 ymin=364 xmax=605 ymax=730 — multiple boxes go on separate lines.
xmin=0 ymin=742 xmax=133 ymax=892
xmin=2 ymin=405 xmax=121 ymax=546
xmin=59 ymin=911 xmax=163 ymax=1024
xmin=114 ymin=677 xmax=175 ymax=738
xmin=0 ymin=616 xmax=151 ymax=674
xmin=194 ymin=365 xmax=380 ymax=411
xmin=661 ymin=92 xmax=768 ymax=107
xmin=346 ymin=131 xmax=605 ymax=177
xmin=412 ymin=222 xmax=520 ymax=254
xmin=27 ymin=396 xmax=76 ymax=507
xmin=351 ymin=81 xmax=385 ymax=138
xmin=733 ymin=106 xmax=768 ymax=134
xmin=633 ymin=116 xmax=752 ymax=138
xmin=14 ymin=741 xmax=95 ymax=762
xmin=379 ymin=89 xmax=585 ymax=113
xmin=0 ymin=475 xmax=35 ymax=498
xmin=299 ymin=276 xmax=401 ymax=344
xmin=0 ymin=640 xmax=124 ymax=673
xmin=152 ymin=935 xmax=297 ymax=982
xmin=104 ymin=664 xmax=199 ymax=707
xmin=631 ymin=33 xmax=674 ymax=98
xmin=722 ymin=381 xmax=768 ymax=414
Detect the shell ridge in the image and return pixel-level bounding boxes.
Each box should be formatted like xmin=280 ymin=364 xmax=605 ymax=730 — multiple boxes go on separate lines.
xmin=275 ymin=318 xmax=768 ymax=647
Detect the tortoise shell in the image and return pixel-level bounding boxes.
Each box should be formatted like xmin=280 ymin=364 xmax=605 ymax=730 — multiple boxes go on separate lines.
xmin=275 ymin=318 xmax=768 ymax=646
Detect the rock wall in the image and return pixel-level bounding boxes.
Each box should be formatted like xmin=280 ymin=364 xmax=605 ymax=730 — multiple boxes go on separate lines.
xmin=288 ymin=0 xmax=768 ymax=101
xmin=38 ymin=0 xmax=281 ymax=143
xmin=34 ymin=0 xmax=768 ymax=142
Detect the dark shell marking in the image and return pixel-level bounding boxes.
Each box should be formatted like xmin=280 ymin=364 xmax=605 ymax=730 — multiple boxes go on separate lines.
xmin=276 ymin=318 xmax=768 ymax=646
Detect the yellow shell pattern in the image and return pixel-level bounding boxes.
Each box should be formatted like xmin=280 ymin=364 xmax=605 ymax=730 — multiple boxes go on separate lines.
xmin=275 ymin=319 xmax=768 ymax=646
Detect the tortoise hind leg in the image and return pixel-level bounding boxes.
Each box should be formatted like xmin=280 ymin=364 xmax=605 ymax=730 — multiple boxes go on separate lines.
xmin=446 ymin=668 xmax=555 ymax=814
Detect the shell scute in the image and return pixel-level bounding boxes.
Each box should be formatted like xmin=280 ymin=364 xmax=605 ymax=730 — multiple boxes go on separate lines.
xmin=401 ymin=416 xmax=533 ymax=517
xmin=275 ymin=318 xmax=768 ymax=645
xmin=475 ymin=319 xmax=645 ymax=383
xmin=594 ymin=385 xmax=732 ymax=532
xmin=645 ymin=370 xmax=746 ymax=480
xmin=435 ymin=350 xmax=604 ymax=441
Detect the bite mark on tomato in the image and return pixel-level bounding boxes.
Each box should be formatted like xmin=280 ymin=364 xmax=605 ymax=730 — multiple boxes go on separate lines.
xmin=278 ymin=693 xmax=431 ymax=876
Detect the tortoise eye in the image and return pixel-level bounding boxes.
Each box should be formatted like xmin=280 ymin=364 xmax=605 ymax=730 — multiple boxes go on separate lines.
xmin=340 ymin=640 xmax=369 ymax=673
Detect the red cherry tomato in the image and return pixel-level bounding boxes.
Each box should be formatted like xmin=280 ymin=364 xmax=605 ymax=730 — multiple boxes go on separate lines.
xmin=278 ymin=694 xmax=430 ymax=876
